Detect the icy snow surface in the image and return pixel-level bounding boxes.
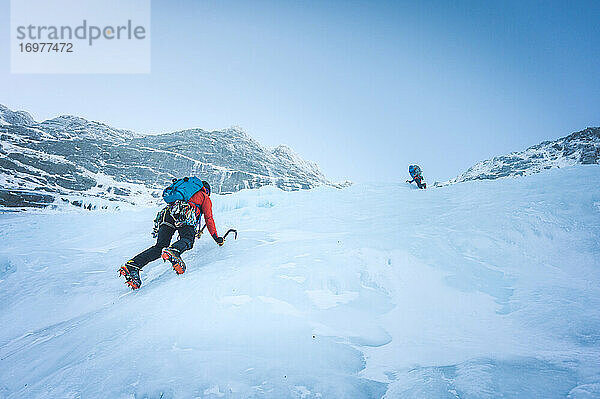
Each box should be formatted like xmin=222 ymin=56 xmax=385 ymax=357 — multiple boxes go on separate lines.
xmin=1 ymin=166 xmax=599 ymax=398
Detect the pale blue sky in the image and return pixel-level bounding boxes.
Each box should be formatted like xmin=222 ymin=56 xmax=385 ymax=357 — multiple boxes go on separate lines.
xmin=2 ymin=0 xmax=599 ymax=182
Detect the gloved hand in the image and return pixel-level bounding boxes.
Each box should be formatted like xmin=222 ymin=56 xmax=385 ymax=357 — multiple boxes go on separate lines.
xmin=212 ymin=234 xmax=224 ymax=246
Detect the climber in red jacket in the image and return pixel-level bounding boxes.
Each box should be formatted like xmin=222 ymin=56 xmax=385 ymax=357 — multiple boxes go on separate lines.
xmin=119 ymin=180 xmax=223 ymax=289
xmin=188 ymin=185 xmax=219 ymax=240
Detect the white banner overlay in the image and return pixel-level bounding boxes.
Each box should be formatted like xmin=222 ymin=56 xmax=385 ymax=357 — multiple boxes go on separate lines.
xmin=11 ymin=0 xmax=151 ymax=74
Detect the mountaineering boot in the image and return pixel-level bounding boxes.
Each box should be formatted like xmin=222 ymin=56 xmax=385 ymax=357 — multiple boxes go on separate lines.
xmin=119 ymin=260 xmax=142 ymax=290
xmin=161 ymin=247 xmax=186 ymax=275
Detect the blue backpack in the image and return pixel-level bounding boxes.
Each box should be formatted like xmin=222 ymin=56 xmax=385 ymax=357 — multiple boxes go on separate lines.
xmin=409 ymin=165 xmax=422 ymax=179
xmin=162 ymin=177 xmax=205 ymax=204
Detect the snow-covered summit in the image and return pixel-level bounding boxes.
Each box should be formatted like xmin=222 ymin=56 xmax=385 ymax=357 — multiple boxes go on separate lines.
xmin=439 ymin=127 xmax=600 ymax=186
xmin=41 ymin=114 xmax=136 ymax=141
xmin=0 ymin=104 xmax=35 ymax=126
xmin=271 ymin=144 xmax=325 ymax=179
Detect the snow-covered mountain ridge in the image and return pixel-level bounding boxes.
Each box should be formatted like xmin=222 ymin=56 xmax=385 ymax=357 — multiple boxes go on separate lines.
xmin=439 ymin=127 xmax=600 ymax=186
xmin=0 ymin=104 xmax=345 ymax=210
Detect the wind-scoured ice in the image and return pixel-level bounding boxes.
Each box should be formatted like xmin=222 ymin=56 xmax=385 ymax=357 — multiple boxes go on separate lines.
xmin=0 ymin=166 xmax=599 ymax=398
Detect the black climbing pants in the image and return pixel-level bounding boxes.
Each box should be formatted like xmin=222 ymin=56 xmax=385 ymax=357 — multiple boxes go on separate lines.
xmin=131 ymin=211 xmax=196 ymax=269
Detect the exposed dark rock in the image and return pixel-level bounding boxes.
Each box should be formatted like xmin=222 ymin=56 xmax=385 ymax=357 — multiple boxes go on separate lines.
xmin=0 ymin=189 xmax=55 ymax=208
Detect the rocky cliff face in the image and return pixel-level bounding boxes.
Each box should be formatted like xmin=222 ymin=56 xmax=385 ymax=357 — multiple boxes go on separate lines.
xmin=438 ymin=127 xmax=600 ymax=186
xmin=0 ymin=104 xmax=343 ymax=210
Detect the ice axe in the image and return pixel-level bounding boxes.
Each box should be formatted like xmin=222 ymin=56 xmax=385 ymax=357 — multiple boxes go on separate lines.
xmin=223 ymin=228 xmax=238 ymax=240
xmin=197 ymin=224 xmax=237 ymax=243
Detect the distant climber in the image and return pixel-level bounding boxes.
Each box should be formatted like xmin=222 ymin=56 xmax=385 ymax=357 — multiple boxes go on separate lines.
xmin=119 ymin=178 xmax=224 ymax=290
xmin=407 ymin=165 xmax=427 ymax=189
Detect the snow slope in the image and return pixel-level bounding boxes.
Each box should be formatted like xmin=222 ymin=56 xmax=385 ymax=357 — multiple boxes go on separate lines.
xmin=1 ymin=166 xmax=599 ymax=398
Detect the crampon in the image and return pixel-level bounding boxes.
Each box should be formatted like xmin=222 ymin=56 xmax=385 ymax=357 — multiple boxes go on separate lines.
xmin=119 ymin=261 xmax=142 ymax=290
xmin=161 ymin=248 xmax=186 ymax=275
